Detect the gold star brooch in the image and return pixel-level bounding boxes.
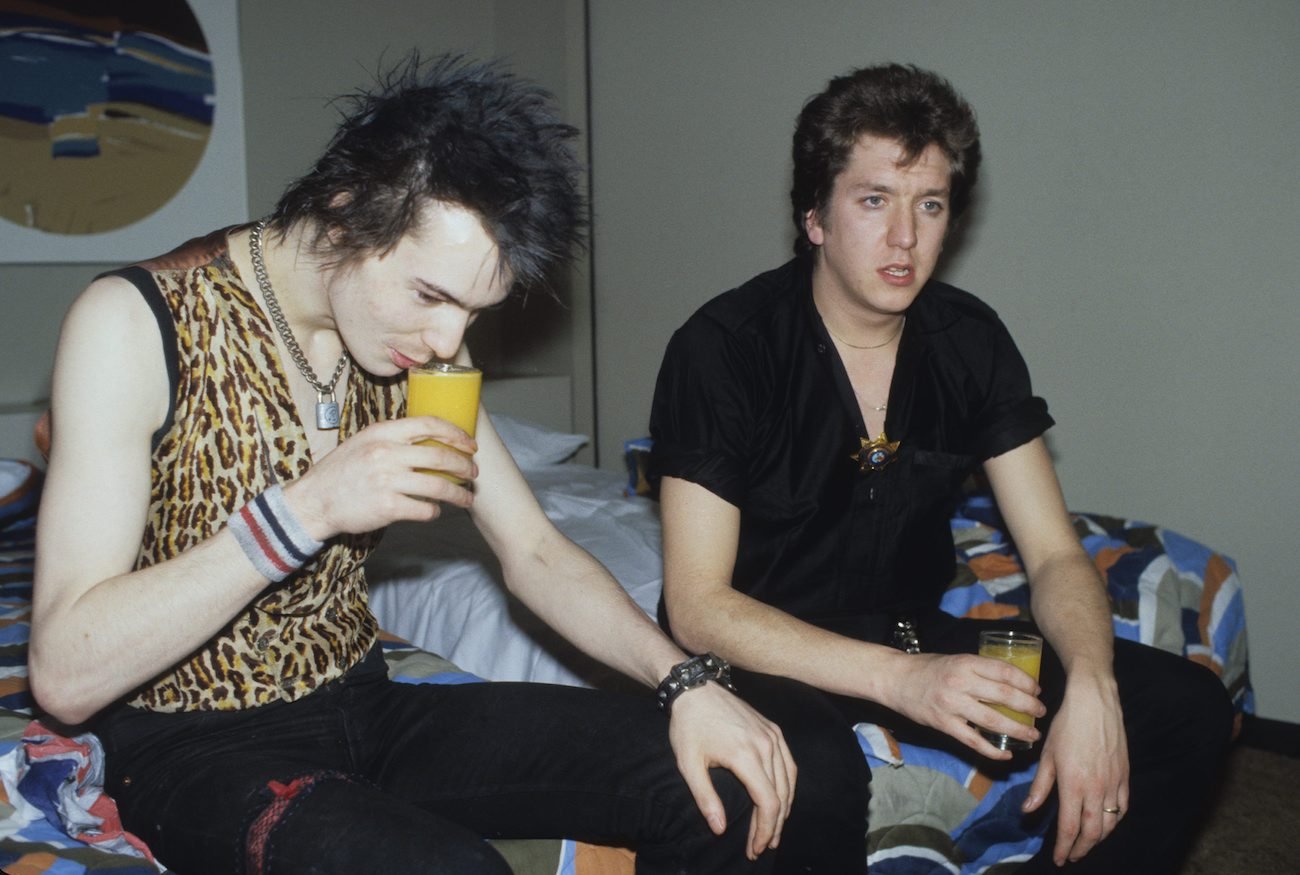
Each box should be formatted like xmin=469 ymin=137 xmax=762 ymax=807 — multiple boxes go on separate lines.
xmin=852 ymin=432 xmax=901 ymax=473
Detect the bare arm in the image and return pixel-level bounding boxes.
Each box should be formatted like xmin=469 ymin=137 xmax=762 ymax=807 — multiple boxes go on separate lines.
xmin=661 ymin=477 xmax=894 ymax=692
xmin=984 ymin=437 xmax=1128 ymax=864
xmin=660 ymin=475 xmax=1045 ymax=758
xmin=986 ymin=439 xmax=1115 ymax=676
xmin=467 ymin=410 xmax=687 ymax=686
xmin=30 ymin=277 xmax=272 ymax=723
xmin=467 ymin=416 xmax=794 ymax=857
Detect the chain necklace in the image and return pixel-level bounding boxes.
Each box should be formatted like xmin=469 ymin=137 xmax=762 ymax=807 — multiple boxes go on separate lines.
xmin=249 ymin=221 xmax=349 ymax=430
xmin=853 ymin=387 xmax=888 ymax=412
xmin=825 ymin=315 xmax=906 ymax=350
xmin=828 ymin=316 xmax=903 ymax=412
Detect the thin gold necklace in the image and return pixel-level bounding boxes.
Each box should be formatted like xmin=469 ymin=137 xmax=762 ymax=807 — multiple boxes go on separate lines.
xmin=825 ymin=316 xmax=906 ymax=350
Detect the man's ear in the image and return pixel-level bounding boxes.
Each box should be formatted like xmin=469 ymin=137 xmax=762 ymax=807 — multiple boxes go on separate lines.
xmin=804 ymin=208 xmax=825 ymax=246
xmin=324 ymin=191 xmax=353 ymax=245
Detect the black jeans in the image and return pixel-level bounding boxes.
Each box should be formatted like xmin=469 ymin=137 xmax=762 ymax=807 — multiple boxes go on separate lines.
xmin=734 ymin=612 xmax=1235 ymax=874
xmin=94 ymin=645 xmax=770 ymax=875
xmin=723 ymin=670 xmax=872 ymax=874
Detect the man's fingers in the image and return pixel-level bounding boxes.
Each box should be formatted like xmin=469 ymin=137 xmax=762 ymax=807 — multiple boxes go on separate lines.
xmin=676 ymin=760 xmax=727 ymax=836
xmin=763 ymin=732 xmax=794 ymax=849
xmin=743 ymin=764 xmax=780 ymax=852
xmin=949 ymin=717 xmax=1016 ymax=761
xmin=1067 ymin=808 xmax=1106 ymax=863
xmin=1054 ymin=799 xmax=1083 ymax=865
xmin=1054 ymin=779 xmax=1107 ymax=864
xmin=775 ymin=734 xmax=797 ymax=826
xmin=724 ymin=748 xmax=783 ymax=858
xmin=401 ymin=415 xmax=477 ymax=451
xmin=1022 ymin=755 xmax=1056 ymax=813
xmin=968 ymin=706 xmax=1041 ymax=749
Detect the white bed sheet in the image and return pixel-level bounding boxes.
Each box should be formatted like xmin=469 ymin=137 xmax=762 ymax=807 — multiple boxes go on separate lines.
xmin=366 ymin=463 xmax=663 ymax=689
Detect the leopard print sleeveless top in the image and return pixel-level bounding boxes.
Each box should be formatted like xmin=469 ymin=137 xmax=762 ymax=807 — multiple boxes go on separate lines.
xmin=125 ymin=227 xmax=403 ymax=712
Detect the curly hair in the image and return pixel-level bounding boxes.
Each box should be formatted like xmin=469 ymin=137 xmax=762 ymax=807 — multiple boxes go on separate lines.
xmin=791 ymin=63 xmax=981 ymax=255
xmin=270 ymin=53 xmax=585 ymax=294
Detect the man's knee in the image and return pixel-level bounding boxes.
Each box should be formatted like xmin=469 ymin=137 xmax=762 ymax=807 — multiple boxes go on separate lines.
xmin=1118 ymin=642 xmax=1235 ymax=758
xmin=787 ymin=720 xmax=871 ymax=820
xmin=1168 ymin=657 xmax=1236 ymax=755
xmin=734 ymin=671 xmax=871 ymax=822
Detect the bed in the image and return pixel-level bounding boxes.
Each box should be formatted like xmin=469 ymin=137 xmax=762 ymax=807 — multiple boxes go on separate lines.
xmin=0 ymin=409 xmax=1253 ymax=873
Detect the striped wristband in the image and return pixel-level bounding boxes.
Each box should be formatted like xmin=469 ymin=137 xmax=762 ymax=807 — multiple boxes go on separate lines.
xmin=228 ymin=485 xmax=324 ymax=582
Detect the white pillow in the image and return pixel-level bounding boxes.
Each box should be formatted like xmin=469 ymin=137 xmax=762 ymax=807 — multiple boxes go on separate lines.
xmin=0 ymin=458 xmax=37 ymax=500
xmin=489 ymin=414 xmax=588 ymax=468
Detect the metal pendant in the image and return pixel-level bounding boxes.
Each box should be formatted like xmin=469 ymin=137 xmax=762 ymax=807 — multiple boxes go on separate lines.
xmin=315 ymin=394 xmax=340 ymax=430
xmin=852 ymin=431 xmax=900 ymax=473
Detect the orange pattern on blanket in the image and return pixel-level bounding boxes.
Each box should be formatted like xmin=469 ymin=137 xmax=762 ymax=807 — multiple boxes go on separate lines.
xmin=967 ymin=770 xmax=994 ymax=803
xmin=963 ymin=602 xmax=1022 ymax=621
xmin=966 ymin=553 xmax=1022 ymax=580
xmin=575 ymin=842 xmax=636 ymax=874
xmin=5 ymin=852 xmax=60 ymax=875
xmin=0 ymin=675 xmax=29 ymax=699
xmin=1091 ymin=545 xmax=1134 ymax=577
xmin=1199 ymin=554 xmax=1233 ymax=648
xmin=883 ymin=727 xmax=903 ymax=764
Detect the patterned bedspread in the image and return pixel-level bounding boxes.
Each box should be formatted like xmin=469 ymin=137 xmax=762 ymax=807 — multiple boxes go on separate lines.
xmin=0 ymin=458 xmax=1252 ymax=874
xmin=859 ymin=494 xmax=1251 ymax=872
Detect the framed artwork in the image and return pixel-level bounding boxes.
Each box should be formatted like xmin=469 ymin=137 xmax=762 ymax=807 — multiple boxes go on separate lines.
xmin=0 ymin=0 xmax=246 ymax=262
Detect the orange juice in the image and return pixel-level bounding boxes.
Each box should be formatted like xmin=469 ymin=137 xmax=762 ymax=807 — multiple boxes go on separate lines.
xmin=406 ymin=363 xmax=481 ymax=482
xmin=977 ymin=630 xmax=1043 ymax=749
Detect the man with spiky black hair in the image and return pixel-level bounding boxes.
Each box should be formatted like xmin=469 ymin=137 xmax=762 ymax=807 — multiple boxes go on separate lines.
xmin=31 ymin=54 xmax=794 ymax=874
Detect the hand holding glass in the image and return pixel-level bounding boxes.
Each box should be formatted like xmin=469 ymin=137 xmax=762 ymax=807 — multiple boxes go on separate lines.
xmin=977 ymin=630 xmax=1043 ymax=751
xmin=406 ymin=363 xmax=481 ymax=483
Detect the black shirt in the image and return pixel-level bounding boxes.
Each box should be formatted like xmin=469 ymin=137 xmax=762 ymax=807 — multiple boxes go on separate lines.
xmin=649 ymin=257 xmax=1053 ymax=631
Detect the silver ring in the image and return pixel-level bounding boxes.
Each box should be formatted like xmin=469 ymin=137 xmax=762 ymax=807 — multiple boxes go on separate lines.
xmin=1102 ymin=806 xmax=1122 ymax=815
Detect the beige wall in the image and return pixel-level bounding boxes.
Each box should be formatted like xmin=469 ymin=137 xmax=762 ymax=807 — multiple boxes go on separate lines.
xmin=587 ymin=1 xmax=1300 ymax=721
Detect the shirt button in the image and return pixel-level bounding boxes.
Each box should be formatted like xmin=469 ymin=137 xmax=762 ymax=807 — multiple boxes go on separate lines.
xmin=255 ymin=631 xmax=274 ymax=652
xmin=816 ymin=343 xmax=826 ymax=354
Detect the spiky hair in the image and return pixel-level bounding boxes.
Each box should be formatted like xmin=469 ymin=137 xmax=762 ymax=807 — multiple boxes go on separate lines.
xmin=271 ymin=53 xmax=586 ymax=293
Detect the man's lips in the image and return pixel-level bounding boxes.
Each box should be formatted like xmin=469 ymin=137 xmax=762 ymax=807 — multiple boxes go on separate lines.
xmin=390 ymin=348 xmax=424 ymax=369
xmin=878 ymin=264 xmax=915 ymax=286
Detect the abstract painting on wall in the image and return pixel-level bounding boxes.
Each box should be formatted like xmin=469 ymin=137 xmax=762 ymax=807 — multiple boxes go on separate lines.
xmin=0 ymin=0 xmax=245 ymax=262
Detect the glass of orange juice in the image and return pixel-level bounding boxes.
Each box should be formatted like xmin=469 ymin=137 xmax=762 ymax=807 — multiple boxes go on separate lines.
xmin=406 ymin=362 xmax=482 ymax=483
xmin=977 ymin=629 xmax=1043 ymax=750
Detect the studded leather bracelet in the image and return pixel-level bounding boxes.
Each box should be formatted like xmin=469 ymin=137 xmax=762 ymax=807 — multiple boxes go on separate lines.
xmin=655 ymin=652 xmax=738 ymax=713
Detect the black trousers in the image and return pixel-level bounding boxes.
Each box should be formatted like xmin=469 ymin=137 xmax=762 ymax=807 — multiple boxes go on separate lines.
xmin=731 ymin=612 xmax=1235 ymax=874
xmin=94 ymin=645 xmax=770 ymax=875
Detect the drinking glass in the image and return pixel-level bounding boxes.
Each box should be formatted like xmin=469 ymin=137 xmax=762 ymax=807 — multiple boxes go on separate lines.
xmin=406 ymin=362 xmax=481 ymax=483
xmin=977 ymin=629 xmax=1043 ymax=751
